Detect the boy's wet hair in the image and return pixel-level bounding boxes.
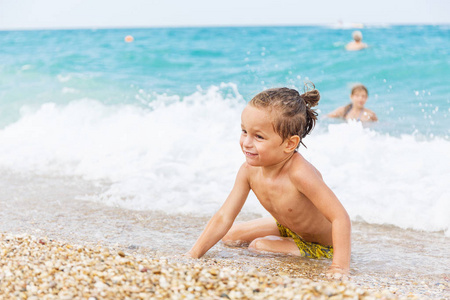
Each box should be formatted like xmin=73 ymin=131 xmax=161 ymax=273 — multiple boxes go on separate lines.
xmin=249 ymin=83 xmax=320 ymax=148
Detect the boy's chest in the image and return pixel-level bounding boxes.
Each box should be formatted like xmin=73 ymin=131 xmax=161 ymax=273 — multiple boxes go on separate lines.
xmin=250 ymin=178 xmax=304 ymax=212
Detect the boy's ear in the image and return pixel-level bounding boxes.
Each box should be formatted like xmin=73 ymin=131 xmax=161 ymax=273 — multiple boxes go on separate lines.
xmin=284 ymin=135 xmax=300 ymax=153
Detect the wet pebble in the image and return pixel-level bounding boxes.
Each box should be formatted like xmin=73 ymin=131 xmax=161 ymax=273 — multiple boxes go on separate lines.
xmin=0 ymin=233 xmax=436 ymax=299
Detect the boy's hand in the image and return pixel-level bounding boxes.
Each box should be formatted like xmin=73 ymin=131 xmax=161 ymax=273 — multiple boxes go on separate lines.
xmin=326 ymin=264 xmax=349 ymax=281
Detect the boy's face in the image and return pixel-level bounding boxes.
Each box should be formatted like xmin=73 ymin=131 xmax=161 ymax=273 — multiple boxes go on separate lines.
xmin=240 ymin=105 xmax=288 ymax=167
xmin=350 ymin=89 xmax=368 ymax=109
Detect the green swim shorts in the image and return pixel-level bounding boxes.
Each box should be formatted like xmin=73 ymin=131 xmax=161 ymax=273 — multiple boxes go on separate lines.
xmin=276 ymin=221 xmax=333 ymax=259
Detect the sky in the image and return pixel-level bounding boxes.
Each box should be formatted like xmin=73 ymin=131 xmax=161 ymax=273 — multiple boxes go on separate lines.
xmin=0 ymin=0 xmax=449 ymax=30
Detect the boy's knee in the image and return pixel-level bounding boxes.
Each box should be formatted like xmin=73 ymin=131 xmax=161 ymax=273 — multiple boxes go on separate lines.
xmin=222 ymin=227 xmax=246 ymax=246
xmin=248 ymin=237 xmax=265 ymax=251
xmin=249 ymin=236 xmax=283 ymax=252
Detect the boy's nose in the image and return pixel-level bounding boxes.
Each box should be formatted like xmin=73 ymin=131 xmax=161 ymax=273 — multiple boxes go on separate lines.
xmin=243 ymin=136 xmax=253 ymax=148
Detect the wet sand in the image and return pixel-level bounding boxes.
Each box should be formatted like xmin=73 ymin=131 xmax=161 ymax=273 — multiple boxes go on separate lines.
xmin=1 ymin=173 xmax=449 ymax=299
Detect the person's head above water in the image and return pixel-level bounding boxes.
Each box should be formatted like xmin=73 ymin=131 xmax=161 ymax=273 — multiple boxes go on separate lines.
xmin=350 ymin=84 xmax=368 ymax=109
xmin=352 ymin=31 xmax=363 ymax=42
xmin=346 ymin=31 xmax=367 ymax=51
xmin=248 ymin=84 xmax=320 ymax=149
xmin=327 ymin=83 xmax=377 ymax=122
xmin=351 ymin=84 xmax=368 ymax=94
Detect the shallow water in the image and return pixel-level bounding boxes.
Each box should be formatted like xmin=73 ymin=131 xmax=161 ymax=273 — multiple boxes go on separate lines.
xmin=1 ymin=172 xmax=448 ymax=298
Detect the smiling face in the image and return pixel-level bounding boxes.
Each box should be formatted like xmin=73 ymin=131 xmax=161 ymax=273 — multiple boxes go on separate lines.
xmin=240 ymin=105 xmax=290 ymax=167
xmin=350 ymin=88 xmax=368 ymax=110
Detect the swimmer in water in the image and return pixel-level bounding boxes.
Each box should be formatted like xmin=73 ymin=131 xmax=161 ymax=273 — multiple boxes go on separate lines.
xmin=328 ymin=84 xmax=378 ymax=122
xmin=346 ymin=31 xmax=368 ymax=51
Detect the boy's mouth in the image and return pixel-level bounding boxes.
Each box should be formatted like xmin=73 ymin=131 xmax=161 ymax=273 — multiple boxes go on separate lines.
xmin=244 ymin=151 xmax=257 ymax=157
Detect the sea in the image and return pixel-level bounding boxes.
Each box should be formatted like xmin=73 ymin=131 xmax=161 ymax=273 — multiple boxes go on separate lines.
xmin=0 ymin=25 xmax=449 ymax=296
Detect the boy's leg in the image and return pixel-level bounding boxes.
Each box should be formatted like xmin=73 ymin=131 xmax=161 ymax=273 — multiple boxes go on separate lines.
xmin=222 ymin=217 xmax=280 ymax=247
xmin=248 ymin=236 xmax=301 ymax=256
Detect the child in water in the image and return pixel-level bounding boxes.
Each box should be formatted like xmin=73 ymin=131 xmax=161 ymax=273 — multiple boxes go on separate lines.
xmin=187 ymin=85 xmax=351 ymax=278
xmin=328 ymin=84 xmax=378 ymax=122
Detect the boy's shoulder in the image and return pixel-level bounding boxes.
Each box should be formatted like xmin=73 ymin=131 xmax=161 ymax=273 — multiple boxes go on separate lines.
xmin=288 ymin=153 xmax=320 ymax=178
xmin=285 ymin=154 xmax=323 ymax=193
xmin=239 ymin=161 xmax=259 ymax=178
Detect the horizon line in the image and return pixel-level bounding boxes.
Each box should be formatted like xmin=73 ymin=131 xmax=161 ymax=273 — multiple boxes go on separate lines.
xmin=1 ymin=22 xmax=449 ymax=32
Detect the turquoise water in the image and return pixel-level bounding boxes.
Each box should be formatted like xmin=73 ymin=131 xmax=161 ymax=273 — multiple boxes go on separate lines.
xmin=1 ymin=25 xmax=449 ymax=137
xmin=0 ymin=26 xmax=449 ymax=235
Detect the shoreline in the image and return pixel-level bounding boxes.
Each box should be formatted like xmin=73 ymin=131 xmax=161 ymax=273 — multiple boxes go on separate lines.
xmin=2 ymin=233 xmax=447 ymax=299
xmin=1 ymin=175 xmax=449 ymax=299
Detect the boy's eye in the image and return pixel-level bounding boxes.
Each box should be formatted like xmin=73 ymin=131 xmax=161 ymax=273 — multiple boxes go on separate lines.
xmin=256 ymin=135 xmax=264 ymax=139
xmin=241 ymin=129 xmax=247 ymax=134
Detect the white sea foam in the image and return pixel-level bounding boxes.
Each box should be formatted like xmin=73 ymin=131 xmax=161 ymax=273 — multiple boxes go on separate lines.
xmin=305 ymin=121 xmax=450 ymax=235
xmin=0 ymin=85 xmax=449 ymax=235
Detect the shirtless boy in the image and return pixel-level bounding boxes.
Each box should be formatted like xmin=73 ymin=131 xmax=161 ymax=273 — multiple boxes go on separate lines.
xmin=187 ymin=86 xmax=351 ymax=278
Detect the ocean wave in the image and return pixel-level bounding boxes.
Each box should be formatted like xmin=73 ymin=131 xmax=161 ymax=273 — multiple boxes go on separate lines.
xmin=0 ymin=86 xmax=448 ymax=235
xmin=306 ymin=121 xmax=450 ymax=235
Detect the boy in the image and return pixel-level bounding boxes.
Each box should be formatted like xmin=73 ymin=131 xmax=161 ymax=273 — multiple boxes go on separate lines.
xmin=187 ymin=87 xmax=351 ymax=278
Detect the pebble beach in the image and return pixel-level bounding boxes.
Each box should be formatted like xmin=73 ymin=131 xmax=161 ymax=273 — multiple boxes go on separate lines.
xmin=1 ymin=233 xmax=448 ymax=299
xmin=1 ymin=176 xmax=449 ymax=300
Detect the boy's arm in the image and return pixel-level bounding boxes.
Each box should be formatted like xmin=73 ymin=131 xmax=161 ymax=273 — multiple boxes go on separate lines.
xmin=187 ymin=163 xmax=251 ymax=258
xmin=293 ymin=167 xmax=351 ymax=274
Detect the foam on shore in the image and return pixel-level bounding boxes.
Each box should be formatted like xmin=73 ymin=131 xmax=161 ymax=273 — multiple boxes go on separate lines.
xmin=0 ymin=90 xmax=449 ymax=235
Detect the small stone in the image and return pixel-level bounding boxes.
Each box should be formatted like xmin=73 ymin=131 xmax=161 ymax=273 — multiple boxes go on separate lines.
xmin=209 ymin=269 xmax=218 ymax=276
